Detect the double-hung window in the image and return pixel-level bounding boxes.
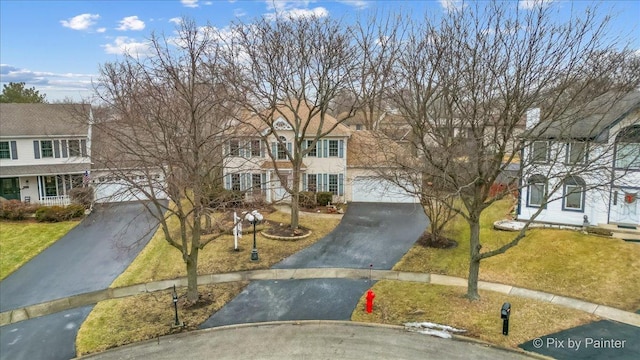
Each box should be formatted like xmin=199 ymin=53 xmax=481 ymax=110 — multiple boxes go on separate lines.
xmin=527 ymin=174 xmax=547 ymax=207
xmin=250 ymin=140 xmax=261 ymax=157
xmin=306 ymin=140 xmax=317 ymax=157
xmin=328 ymin=174 xmax=338 ymax=195
xmin=563 ymin=176 xmax=585 ymax=211
xmin=252 ymin=173 xmax=262 ymax=191
xmin=68 ymin=140 xmax=81 ymax=157
xmin=566 ymin=142 xmax=587 ymax=164
xmin=40 ymin=140 xmax=54 ymax=158
xmin=231 ymin=174 xmax=241 ymax=191
xmin=531 ymin=141 xmax=549 ymax=163
xmin=229 ymin=140 xmax=240 ymax=157
xmin=328 ymin=140 xmax=339 ymax=157
xmin=277 ymin=136 xmax=288 ymax=160
xmin=0 ymin=142 xmax=10 ymax=159
xmin=307 ymin=174 xmax=317 ymax=192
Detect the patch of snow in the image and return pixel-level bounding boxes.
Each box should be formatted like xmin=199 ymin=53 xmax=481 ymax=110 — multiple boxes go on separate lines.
xmin=404 ymin=322 xmax=466 ymax=339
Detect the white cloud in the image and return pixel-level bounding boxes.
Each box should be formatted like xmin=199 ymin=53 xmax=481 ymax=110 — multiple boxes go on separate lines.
xmin=117 ymin=16 xmax=145 ymax=31
xmin=181 ymin=0 xmax=199 ymax=8
xmin=60 ymin=13 xmax=100 ymax=31
xmin=337 ymin=0 xmax=368 ymax=10
xmin=264 ymin=1 xmax=329 ymax=21
xmin=234 ymin=8 xmax=247 ymax=17
xmin=438 ymin=0 xmax=464 ymax=12
xmin=97 ymin=27 xmax=107 ymax=33
xmin=0 ymin=64 xmax=96 ymax=101
xmin=203 ymin=1 xmax=213 ymax=5
xmin=169 ymin=17 xmax=182 ymax=25
xmin=519 ymin=0 xmax=554 ymax=10
xmin=102 ymin=36 xmax=151 ymax=56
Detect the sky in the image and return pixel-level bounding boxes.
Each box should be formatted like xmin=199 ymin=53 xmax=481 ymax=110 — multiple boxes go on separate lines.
xmin=1 ymin=0 xmax=639 ymax=103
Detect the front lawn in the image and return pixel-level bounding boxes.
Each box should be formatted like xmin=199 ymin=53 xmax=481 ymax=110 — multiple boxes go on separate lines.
xmin=394 ymin=199 xmax=640 ymax=311
xmin=0 ymin=220 xmax=79 ymax=280
xmin=111 ymin=210 xmax=341 ymax=287
xmin=352 ymin=281 xmax=598 ymax=349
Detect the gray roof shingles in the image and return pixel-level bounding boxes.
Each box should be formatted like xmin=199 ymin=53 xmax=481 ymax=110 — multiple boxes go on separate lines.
xmin=0 ymin=103 xmax=90 ymax=137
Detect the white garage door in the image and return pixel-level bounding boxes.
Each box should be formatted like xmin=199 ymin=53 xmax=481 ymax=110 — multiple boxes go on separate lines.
xmin=352 ymin=177 xmax=419 ymax=203
xmin=93 ymin=182 xmax=167 ymax=203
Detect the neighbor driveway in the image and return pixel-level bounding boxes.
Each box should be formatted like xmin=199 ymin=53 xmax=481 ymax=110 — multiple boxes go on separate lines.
xmin=201 ymin=203 xmax=428 ymax=328
xmin=0 ymin=202 xmax=162 ymax=360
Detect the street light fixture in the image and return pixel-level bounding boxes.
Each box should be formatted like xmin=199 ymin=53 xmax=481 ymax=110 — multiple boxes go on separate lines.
xmin=245 ymin=210 xmax=263 ymax=261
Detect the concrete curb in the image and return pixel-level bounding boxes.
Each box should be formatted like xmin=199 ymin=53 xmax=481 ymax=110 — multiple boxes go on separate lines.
xmin=2 ymin=268 xmax=639 ymax=328
xmin=260 ymin=230 xmax=313 ymax=241
xmin=73 ymin=320 xmax=545 ymax=359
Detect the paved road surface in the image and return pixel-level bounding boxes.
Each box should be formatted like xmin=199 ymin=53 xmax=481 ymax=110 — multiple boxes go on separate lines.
xmin=80 ymin=322 xmax=534 ymax=360
xmin=201 ymin=203 xmax=428 ymax=328
xmin=520 ymin=319 xmax=640 ymax=359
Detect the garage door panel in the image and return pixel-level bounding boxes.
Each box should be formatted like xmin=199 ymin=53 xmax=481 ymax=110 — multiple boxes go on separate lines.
xmin=352 ymin=177 xmax=418 ymax=203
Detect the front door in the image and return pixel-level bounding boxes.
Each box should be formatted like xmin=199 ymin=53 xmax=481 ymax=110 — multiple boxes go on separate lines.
xmin=0 ymin=177 xmax=21 ymax=200
xmin=273 ymin=171 xmax=291 ymax=202
xmin=611 ymin=189 xmax=639 ymax=225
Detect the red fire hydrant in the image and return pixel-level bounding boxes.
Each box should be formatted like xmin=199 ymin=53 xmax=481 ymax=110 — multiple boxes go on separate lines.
xmin=366 ymin=289 xmax=375 ymax=313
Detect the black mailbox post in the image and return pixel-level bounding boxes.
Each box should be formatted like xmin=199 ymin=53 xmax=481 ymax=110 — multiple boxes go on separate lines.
xmin=501 ymin=302 xmax=511 ymax=335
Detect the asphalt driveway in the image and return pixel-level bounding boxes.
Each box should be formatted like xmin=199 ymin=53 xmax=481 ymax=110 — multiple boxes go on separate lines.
xmin=0 ymin=202 xmax=162 ymax=360
xmin=0 ymin=202 xmax=161 ymax=312
xmin=201 ymin=203 xmax=428 ymax=328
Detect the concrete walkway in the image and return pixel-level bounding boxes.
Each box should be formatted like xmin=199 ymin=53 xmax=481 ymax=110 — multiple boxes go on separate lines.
xmin=3 ymin=268 xmax=638 ymax=328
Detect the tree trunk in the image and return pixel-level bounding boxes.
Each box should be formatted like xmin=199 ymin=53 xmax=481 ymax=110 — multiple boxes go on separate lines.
xmin=466 ymin=219 xmax=481 ymax=300
xmin=290 ymin=164 xmax=300 ymax=229
xmin=186 ymin=248 xmax=199 ymax=302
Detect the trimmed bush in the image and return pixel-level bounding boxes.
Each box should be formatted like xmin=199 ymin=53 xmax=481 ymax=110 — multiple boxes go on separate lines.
xmin=69 ymin=187 xmax=94 ymax=208
xmin=316 ymin=192 xmax=333 ymax=206
xmin=35 ymin=204 xmax=85 ymax=222
xmin=0 ymin=200 xmax=39 ymax=220
xmin=208 ymin=189 xmax=245 ymax=208
xmin=299 ymin=191 xmax=316 ymax=209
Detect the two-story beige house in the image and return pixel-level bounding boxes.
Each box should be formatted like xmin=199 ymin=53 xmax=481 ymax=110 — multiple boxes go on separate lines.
xmin=223 ymin=103 xmax=418 ymax=204
xmin=0 ymin=103 xmax=92 ymax=205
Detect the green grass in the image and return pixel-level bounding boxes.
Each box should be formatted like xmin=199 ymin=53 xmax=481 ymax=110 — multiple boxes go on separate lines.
xmin=394 ymin=199 xmax=640 ymax=311
xmin=0 ymin=220 xmax=79 ymax=280
xmin=111 ymin=209 xmax=341 ymax=287
xmin=352 ymin=281 xmax=598 ymax=349
xmin=76 ymin=282 xmax=247 ymax=356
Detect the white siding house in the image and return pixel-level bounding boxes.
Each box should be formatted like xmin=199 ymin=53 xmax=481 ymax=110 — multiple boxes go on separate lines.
xmin=518 ymin=91 xmax=640 ymax=227
xmin=0 ymin=103 xmax=92 ymax=206
xmin=222 ymin=103 xmax=417 ymax=204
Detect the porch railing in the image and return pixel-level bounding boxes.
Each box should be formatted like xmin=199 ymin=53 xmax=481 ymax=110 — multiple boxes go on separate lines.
xmin=38 ymin=195 xmax=71 ymax=207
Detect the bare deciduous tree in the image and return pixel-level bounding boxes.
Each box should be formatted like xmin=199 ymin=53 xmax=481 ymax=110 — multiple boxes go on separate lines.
xmin=223 ymin=15 xmax=363 ymax=229
xmin=380 ymin=1 xmax=640 ymax=299
xmin=92 ymin=19 xmax=239 ymax=302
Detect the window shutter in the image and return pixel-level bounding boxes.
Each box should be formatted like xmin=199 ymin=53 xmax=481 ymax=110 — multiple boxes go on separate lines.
xmin=81 ymin=139 xmax=87 ymax=157
xmin=10 ymin=141 xmax=17 ymax=159
xmin=240 ymin=141 xmax=246 ymax=158
xmin=53 ymin=140 xmax=61 ymax=158
xmin=287 ymin=142 xmax=292 ymax=155
xmin=33 ymin=141 xmax=40 ymax=159
xmin=323 ymin=140 xmax=328 ymax=158
xmin=260 ymin=140 xmax=265 ymax=157
xmin=224 ymin=174 xmax=231 ymax=190
xmin=323 ymin=173 xmax=328 ymax=192
xmin=302 ymin=174 xmax=307 ymax=191
xmin=223 ymin=141 xmax=228 ymax=156
xmin=261 ymin=173 xmax=267 ymax=190
xmin=302 ymin=140 xmax=307 ymax=157
xmin=317 ymin=140 xmax=323 ymax=158
xmin=339 ymin=140 xmax=344 ymax=158
xmin=271 ymin=142 xmax=277 ymax=158
xmin=61 ymin=140 xmax=68 ymax=157
xmin=240 ymin=173 xmax=246 ymax=191
xmin=338 ymin=173 xmax=344 ymax=196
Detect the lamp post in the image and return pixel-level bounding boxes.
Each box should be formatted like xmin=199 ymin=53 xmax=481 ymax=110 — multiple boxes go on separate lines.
xmin=172 ymin=285 xmax=180 ymax=326
xmin=245 ymin=210 xmax=263 ymax=261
